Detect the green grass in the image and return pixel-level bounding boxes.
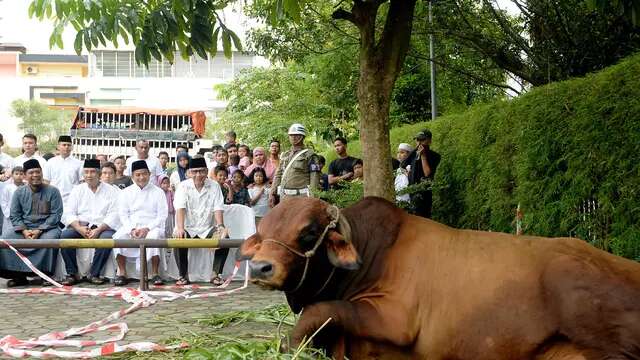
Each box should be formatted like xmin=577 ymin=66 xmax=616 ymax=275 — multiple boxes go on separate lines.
xmin=112 ymin=305 xmax=331 ymax=360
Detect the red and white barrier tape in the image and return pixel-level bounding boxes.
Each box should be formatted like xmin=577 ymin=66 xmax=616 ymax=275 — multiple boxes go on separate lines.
xmin=0 ymin=240 xmax=249 ymax=358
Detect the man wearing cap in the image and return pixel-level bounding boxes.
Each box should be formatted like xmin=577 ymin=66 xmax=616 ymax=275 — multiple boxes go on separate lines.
xmin=124 ymin=139 xmax=164 ymax=185
xmin=173 ymin=157 xmax=228 ymax=285
xmin=269 ymin=123 xmax=321 ymax=207
xmin=113 ymin=160 xmax=168 ymax=286
xmin=407 ymin=130 xmax=441 ymax=218
xmin=43 ymin=135 xmax=83 ymax=205
xmin=0 ymin=159 xmax=62 ymax=287
xmin=59 ymin=159 xmax=120 ymax=285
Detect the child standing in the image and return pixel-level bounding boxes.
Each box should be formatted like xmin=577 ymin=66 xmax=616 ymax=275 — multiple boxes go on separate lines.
xmin=227 ymin=170 xmax=250 ymax=206
xmin=214 ymin=166 xmax=231 ymax=201
xmin=159 ymin=175 xmax=175 ymax=238
xmin=248 ymin=168 xmax=270 ymax=225
xmin=0 ymin=167 xmax=24 ymax=238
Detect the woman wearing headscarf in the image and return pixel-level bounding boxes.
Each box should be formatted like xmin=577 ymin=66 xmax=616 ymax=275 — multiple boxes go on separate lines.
xmin=169 ymin=152 xmax=191 ymax=191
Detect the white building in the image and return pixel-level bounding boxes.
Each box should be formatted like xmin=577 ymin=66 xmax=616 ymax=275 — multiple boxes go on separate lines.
xmin=0 ymin=0 xmax=266 ymax=147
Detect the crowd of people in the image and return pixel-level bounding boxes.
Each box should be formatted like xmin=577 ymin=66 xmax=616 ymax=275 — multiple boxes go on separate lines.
xmin=0 ymin=123 xmax=439 ymax=288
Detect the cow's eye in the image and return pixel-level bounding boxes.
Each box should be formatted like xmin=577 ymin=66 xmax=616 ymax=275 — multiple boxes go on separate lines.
xmin=297 ymin=224 xmax=320 ymax=247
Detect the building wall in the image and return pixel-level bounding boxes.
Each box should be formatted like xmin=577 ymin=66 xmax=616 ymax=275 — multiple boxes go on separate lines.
xmin=0 ymin=53 xmax=18 ymax=77
xmin=20 ymin=63 xmax=88 ymax=77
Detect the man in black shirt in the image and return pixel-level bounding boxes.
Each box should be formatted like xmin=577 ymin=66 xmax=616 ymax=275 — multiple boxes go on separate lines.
xmin=328 ymin=137 xmax=359 ymax=189
xmin=407 ymin=129 xmax=441 ymax=218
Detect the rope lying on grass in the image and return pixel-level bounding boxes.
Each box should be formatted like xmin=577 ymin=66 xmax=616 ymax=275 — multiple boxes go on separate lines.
xmin=0 ymin=240 xmax=249 ymax=358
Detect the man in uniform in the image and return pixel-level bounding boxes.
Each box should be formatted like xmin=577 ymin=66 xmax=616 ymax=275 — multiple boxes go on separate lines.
xmin=269 ymin=123 xmax=321 ymax=207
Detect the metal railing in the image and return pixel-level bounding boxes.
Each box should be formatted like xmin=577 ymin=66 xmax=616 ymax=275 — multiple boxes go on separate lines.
xmin=1 ymin=237 xmax=244 ymax=291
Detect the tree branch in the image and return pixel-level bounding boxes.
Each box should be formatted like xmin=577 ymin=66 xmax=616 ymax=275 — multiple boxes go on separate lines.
xmin=376 ymin=0 xmax=418 ymax=82
xmin=332 ymin=8 xmax=356 ymax=24
xmin=409 ymin=51 xmax=521 ymax=95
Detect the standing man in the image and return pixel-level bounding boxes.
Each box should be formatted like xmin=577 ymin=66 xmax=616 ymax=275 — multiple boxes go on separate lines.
xmin=113 ymin=160 xmax=167 ymax=286
xmin=270 ymin=123 xmax=320 ymax=207
xmin=43 ymin=135 xmax=84 ymax=205
xmin=327 ymin=137 xmax=358 ymax=189
xmin=407 ymin=130 xmax=441 ymax=218
xmin=60 ymin=159 xmax=120 ymax=285
xmin=0 ymin=133 xmax=14 ymax=180
xmin=124 ymin=139 xmax=164 ymax=185
xmin=173 ymin=157 xmax=228 ymax=285
xmin=0 ymin=159 xmax=62 ymax=287
xmin=14 ymin=134 xmax=47 ymax=169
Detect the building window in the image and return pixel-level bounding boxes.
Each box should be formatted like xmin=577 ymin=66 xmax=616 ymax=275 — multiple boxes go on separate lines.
xmin=92 ymin=50 xmax=251 ymax=79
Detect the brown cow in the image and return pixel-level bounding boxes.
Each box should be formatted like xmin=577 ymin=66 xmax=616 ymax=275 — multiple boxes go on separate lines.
xmin=239 ymin=197 xmax=640 ymax=359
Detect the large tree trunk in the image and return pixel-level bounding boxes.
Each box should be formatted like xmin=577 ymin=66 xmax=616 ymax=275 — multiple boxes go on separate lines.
xmin=358 ymin=63 xmax=395 ymax=200
xmin=340 ymin=0 xmax=417 ymax=200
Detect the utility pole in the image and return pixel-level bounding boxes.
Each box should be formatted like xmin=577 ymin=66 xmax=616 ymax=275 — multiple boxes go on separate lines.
xmin=429 ymin=0 xmax=437 ymax=120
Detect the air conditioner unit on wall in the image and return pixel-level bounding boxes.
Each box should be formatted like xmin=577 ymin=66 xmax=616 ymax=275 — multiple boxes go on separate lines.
xmin=26 ymin=65 xmax=39 ymax=74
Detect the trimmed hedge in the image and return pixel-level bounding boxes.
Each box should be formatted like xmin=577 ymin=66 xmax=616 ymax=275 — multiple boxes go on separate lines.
xmin=341 ymin=53 xmax=640 ymax=259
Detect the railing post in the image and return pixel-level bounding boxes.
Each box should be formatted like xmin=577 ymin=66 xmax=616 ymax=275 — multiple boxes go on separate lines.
xmin=139 ymin=244 xmax=148 ymax=291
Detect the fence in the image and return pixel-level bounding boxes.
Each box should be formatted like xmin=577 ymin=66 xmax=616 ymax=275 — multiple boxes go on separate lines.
xmin=0 ymin=237 xmax=244 ymax=291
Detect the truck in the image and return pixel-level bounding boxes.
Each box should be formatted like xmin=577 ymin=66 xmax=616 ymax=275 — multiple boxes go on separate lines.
xmin=70 ymin=106 xmax=209 ymax=161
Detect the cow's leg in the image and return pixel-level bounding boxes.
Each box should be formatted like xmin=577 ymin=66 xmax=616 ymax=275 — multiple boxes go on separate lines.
xmin=290 ymin=299 xmax=414 ymax=356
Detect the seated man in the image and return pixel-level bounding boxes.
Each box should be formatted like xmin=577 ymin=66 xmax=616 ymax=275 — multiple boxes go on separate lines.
xmin=0 ymin=159 xmax=62 ymax=287
xmin=113 ymin=160 xmax=168 ymax=286
xmin=60 ymin=159 xmax=120 ymax=285
xmin=174 ymin=157 xmax=228 ymax=285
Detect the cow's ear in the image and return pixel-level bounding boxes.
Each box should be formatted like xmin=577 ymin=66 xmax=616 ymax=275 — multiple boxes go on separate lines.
xmin=238 ymin=233 xmax=261 ymax=260
xmin=325 ymin=229 xmax=361 ymax=270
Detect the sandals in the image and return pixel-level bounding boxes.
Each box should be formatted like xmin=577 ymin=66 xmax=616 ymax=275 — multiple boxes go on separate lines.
xmin=151 ymin=275 xmax=164 ymax=286
xmin=210 ymin=275 xmax=224 ymax=286
xmin=6 ymin=278 xmax=29 ymax=288
xmin=114 ymin=275 xmax=128 ymax=286
xmin=176 ymin=277 xmax=190 ymax=286
xmin=89 ymin=276 xmax=106 ymax=285
xmin=61 ymin=275 xmax=77 ymax=286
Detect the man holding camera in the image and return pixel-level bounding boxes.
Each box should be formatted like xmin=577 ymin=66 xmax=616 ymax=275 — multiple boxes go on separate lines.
xmin=407 ymin=129 xmax=441 ymax=218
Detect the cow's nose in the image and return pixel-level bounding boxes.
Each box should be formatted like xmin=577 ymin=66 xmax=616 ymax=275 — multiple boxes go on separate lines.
xmin=249 ymin=261 xmax=273 ymax=279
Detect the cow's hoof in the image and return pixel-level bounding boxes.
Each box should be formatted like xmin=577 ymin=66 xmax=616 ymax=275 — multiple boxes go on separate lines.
xmin=279 ymin=337 xmax=301 ymax=353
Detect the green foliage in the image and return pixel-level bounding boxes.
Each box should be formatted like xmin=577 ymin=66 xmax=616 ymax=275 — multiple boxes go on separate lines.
xmin=314 ymin=181 xmax=364 ymax=209
xmin=28 ymin=0 xmax=284 ymax=64
xmin=115 ymin=304 xmax=330 ymax=360
xmin=213 ymin=66 xmax=357 ymax=147
xmin=435 ymin=0 xmax=640 ymax=86
xmin=374 ymin=53 xmax=640 ymax=259
xmin=9 ymin=100 xmax=73 ymax=153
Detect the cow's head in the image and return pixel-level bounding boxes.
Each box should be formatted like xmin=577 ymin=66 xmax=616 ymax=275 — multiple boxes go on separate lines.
xmin=238 ymin=197 xmax=360 ymax=290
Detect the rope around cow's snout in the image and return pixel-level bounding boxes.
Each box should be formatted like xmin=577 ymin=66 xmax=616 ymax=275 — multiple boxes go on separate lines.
xmin=262 ymin=205 xmax=341 ymax=294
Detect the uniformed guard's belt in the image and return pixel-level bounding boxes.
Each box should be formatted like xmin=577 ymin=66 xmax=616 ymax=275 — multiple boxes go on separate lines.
xmin=282 ymin=188 xmax=310 ymax=196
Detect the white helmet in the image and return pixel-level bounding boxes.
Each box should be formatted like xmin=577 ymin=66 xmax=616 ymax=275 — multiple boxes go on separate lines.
xmin=288 ymin=123 xmax=307 ymax=136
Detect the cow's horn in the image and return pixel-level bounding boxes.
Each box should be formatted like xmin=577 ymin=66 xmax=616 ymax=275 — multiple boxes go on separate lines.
xmin=336 ymin=211 xmax=352 ymax=245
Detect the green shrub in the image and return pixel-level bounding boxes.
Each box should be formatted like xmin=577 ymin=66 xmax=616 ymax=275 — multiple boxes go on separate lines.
xmin=345 ymin=53 xmax=640 ymax=259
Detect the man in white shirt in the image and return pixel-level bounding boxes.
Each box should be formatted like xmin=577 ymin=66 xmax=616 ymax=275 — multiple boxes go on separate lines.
xmin=43 ymin=135 xmax=84 ymax=205
xmin=173 ymin=157 xmax=228 ymax=285
xmin=113 ymin=160 xmax=168 ymax=286
xmin=14 ymin=134 xmax=47 ymax=169
xmin=60 ymin=159 xmax=120 ymax=285
xmin=124 ymin=139 xmax=163 ymax=185
xmin=0 ymin=133 xmax=14 ymax=180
